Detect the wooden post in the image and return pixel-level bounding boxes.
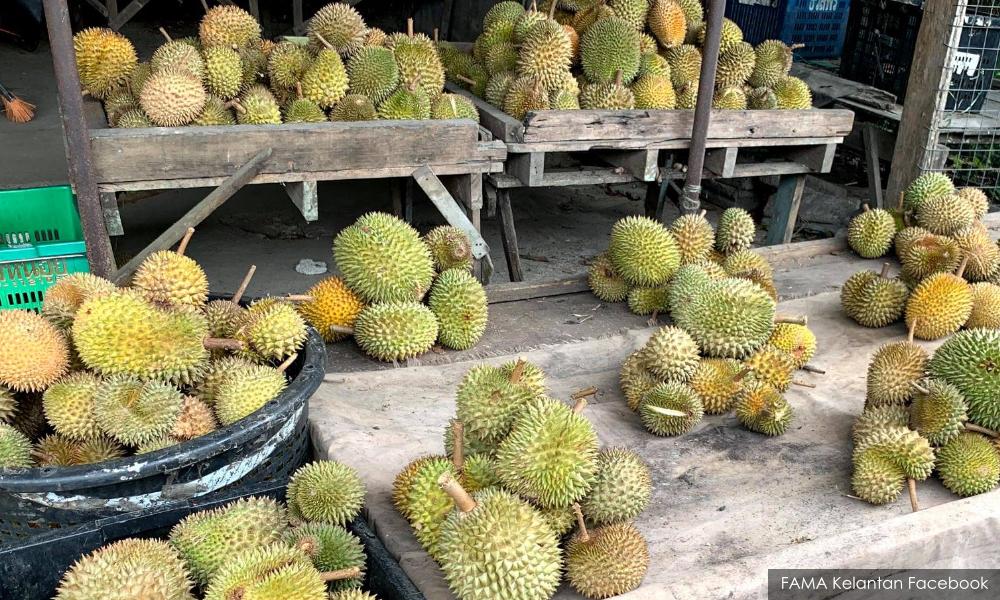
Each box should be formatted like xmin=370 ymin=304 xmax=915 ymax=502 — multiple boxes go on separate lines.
xmin=43 ymin=0 xmax=118 ymax=277
xmin=496 ymin=189 xmax=524 ymax=282
xmin=885 ymin=0 xmax=967 ymax=201
xmin=862 ymin=124 xmax=884 ymax=209
xmin=765 ymin=174 xmax=807 ymax=245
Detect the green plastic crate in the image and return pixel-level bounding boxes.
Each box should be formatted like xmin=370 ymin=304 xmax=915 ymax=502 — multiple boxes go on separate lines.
xmin=0 ymin=186 xmax=90 ymax=312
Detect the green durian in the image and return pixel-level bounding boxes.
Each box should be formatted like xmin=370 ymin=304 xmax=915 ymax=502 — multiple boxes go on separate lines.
xmin=672 ymin=277 xmax=776 ymax=359
xmin=904 ymin=172 xmax=955 ymax=212
xmin=735 ymin=382 xmax=791 ymax=435
xmin=376 ymin=83 xmax=432 ymax=119
xmin=715 ymin=41 xmax=756 ymax=88
xmin=213 ymin=364 xmax=287 ymax=426
xmin=287 ymin=461 xmax=365 ymax=525
xmin=43 ymin=372 xmax=102 ymax=441
xmin=626 ymin=284 xmax=671 ymax=315
xmin=202 ymin=45 xmax=242 ymax=100
xmin=331 ymin=94 xmax=377 ymax=121
xmin=773 ymin=76 xmax=812 ymax=109
xmin=748 ymin=40 xmax=794 ymax=88
xmin=928 ymin=329 xmax=1000 ymax=430
xmin=639 ymin=381 xmax=703 ymax=436
xmin=640 ymin=325 xmax=700 ymax=382
xmin=581 ymin=447 xmax=651 ymax=525
xmin=607 ymin=216 xmax=681 ymax=286
xmin=580 ymin=16 xmax=641 ymax=84
xmin=284 ymin=524 xmax=365 ymax=591
xmin=909 ymin=379 xmax=968 ymax=445
xmin=431 ymin=93 xmax=480 ymax=120
xmin=620 ymin=351 xmax=663 ymax=412
xmin=203 ymin=544 xmax=326 ymax=600
xmin=0 ymin=422 xmax=33 ymax=469
xmin=935 ymin=432 xmax=1000 ymax=497
xmin=866 ymin=339 xmax=928 ymax=408
xmin=353 ymin=302 xmax=439 ymax=362
xmin=848 ymin=205 xmax=896 ymax=258
xmin=428 ymin=268 xmax=488 ymax=350
xmin=670 ymin=211 xmax=714 ymax=264
xmin=715 ymin=207 xmax=755 ymax=254
xmin=94 ymin=376 xmax=183 ymax=447
xmin=234 ymin=84 xmax=281 ymax=124
xmin=423 ymin=225 xmax=473 ymax=272
xmin=404 ymin=456 xmax=458 ymax=559
xmin=566 ymin=520 xmax=649 ymax=599
xmin=689 ymin=358 xmax=745 ymax=414
xmin=347 ymin=46 xmax=400 ymax=105
xmin=55 ymin=538 xmax=194 ymax=600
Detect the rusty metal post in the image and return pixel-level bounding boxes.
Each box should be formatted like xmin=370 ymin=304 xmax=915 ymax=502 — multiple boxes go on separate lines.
xmin=43 ymin=0 xmax=117 ymax=277
xmin=681 ymin=0 xmax=725 ymax=214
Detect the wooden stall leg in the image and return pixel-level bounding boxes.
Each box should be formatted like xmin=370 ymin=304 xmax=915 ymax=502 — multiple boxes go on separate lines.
xmin=109 ymin=0 xmax=153 ymax=30
xmin=391 ymin=178 xmax=404 ymax=218
xmin=248 ymin=0 xmax=260 ymax=20
xmin=443 ymin=174 xmax=493 ymax=284
xmin=496 ymin=189 xmax=524 ymax=282
xmin=99 ymin=191 xmax=124 ymax=236
xmin=402 ymin=178 xmax=415 ymax=224
xmin=284 ymin=180 xmax=318 ymax=222
xmin=485 ymin=182 xmax=498 ymax=219
xmin=862 ymin=124 xmax=885 ymax=209
xmin=83 ymin=0 xmax=108 ymax=17
xmin=293 ymin=0 xmax=305 ymax=35
xmin=765 ymin=173 xmax=807 ymax=246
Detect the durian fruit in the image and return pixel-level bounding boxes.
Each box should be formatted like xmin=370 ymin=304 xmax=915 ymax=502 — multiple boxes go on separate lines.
xmin=572 ymin=1 xmax=615 ymax=33
xmin=503 ymin=77 xmax=551 ymax=120
xmin=715 ymin=207 xmax=755 ymax=254
xmin=285 ymin=524 xmax=365 ymax=591
xmin=285 ymin=95 xmax=327 ymax=123
xmin=0 ymin=423 xmax=33 ymax=469
xmin=620 ymin=351 xmax=662 ymax=411
xmin=103 ymin=90 xmax=138 ymax=124
xmin=748 ymin=40 xmax=794 ymax=88
xmin=607 ymin=215 xmax=681 ymax=286
xmin=234 ymin=83 xmax=282 ymax=124
xmin=73 ymin=28 xmax=138 ymax=99
xmin=331 ymin=592 xmax=379 ymax=600
xmin=307 ymin=2 xmax=367 ymax=57
xmin=767 ymin=323 xmax=816 ymax=368
xmin=512 ymin=7 xmax=549 ymax=42
xmin=916 ymin=193 xmax=975 ymax=236
xmin=199 ymin=5 xmax=260 ymax=48
xmin=565 ymin=512 xmax=648 ymax=599
xmin=688 ymin=358 xmax=745 ymax=414
xmin=431 ymin=93 xmax=480 ymax=120
xmin=436 ymin=479 xmax=562 ymax=600
xmin=855 ymin=425 xmax=936 ymax=482
xmin=213 ymin=363 xmax=287 ymax=426
xmin=935 ymin=432 xmax=1000 ymax=497
xmin=581 ymin=448 xmax=651 ymax=525
xmin=639 ymin=381 xmax=703 ymax=436
xmin=197 ymin=356 xmax=256 ymax=405
xmin=909 ymin=379 xmax=967 ymax=445
xmin=953 ymin=224 xmax=1000 ymax=282
xmin=905 ymin=267 xmax=973 ymax=340
xmin=55 ymin=538 xmax=194 ymax=600
xmin=287 ymin=461 xmax=365 ymax=525
xmin=899 ymin=233 xmax=961 ymax=281
xmin=957 ymin=187 xmax=990 ymax=219
xmin=9 ymin=396 xmax=47 ymax=442
xmin=202 ymin=544 xmax=327 ymax=600
xmin=41 ymin=273 xmax=116 ymax=331
xmin=0 ymin=310 xmax=70 ymax=392
xmin=484 ymin=1 xmax=526 ymax=30
xmin=610 ymin=0 xmax=650 ymax=29
xmin=139 ymin=68 xmax=206 ymax=127
xmin=128 ymin=60 xmax=152 ymax=93
xmin=43 ymin=372 xmax=101 ymax=441
xmin=94 ymin=376 xmax=183 ymax=447
xmin=476 ymin=20 xmax=517 ymax=64
xmin=517 ymin=20 xmax=573 ymax=89
xmin=499 ymin=358 xmax=547 ymax=397
xmin=773 ymin=76 xmax=812 ymax=109
xmin=712 ymin=87 xmax=747 ymax=110
xmin=640 ymin=325 xmax=700 ymax=381
xmin=929 ymin=329 xmax=1000 ymax=430
xmin=238 ymin=41 xmax=268 ymax=88
xmin=353 ymin=302 xmax=439 ymax=362
xmin=151 ymin=39 xmax=206 ymax=79
xmin=675 ymin=80 xmax=699 ymax=109
xmin=495 ymin=398 xmax=599 ymax=508
xmin=404 ymin=456 xmax=458 ymax=558
xmin=666 ymin=262 xmax=719 ymax=313
xmin=866 ymin=336 xmax=928 ymax=407
xmin=233 ymin=298 xmax=308 ymax=361
xmin=697 ymin=17 xmax=742 ymax=51
xmin=841 ymin=267 xmax=909 ymax=328
xmin=631 ymin=73 xmax=675 ymax=108
xmin=461 ymin=452 xmax=500 ymax=492
xmin=904 ymin=172 xmax=955 ymax=212
xmin=192 ymin=96 xmax=236 ymax=126
xmin=715 ymin=41 xmax=755 ymax=89
xmin=137 ymin=436 xmax=177 ymax=455
xmin=580 ymin=16 xmax=641 ymax=84
xmin=966 ymin=282 xmax=1000 ymax=329
xmin=132 ymin=245 xmax=209 ymax=311
xmin=298 ymin=277 xmax=364 ymax=343
xmin=486 ymin=42 xmax=519 ymax=75
xmin=638 ymin=53 xmax=671 ymax=78
xmin=746 ymin=87 xmax=778 ymax=109
xmin=665 ymin=44 xmax=701 ymax=89
xmin=853 ymin=404 xmax=909 ymax=444
xmin=377 ymin=82 xmax=432 ymax=119
xmin=673 ymin=277 xmax=776 ymax=359
xmin=424 ymin=226 xmax=473 ymax=272
xmin=670 ymin=211 xmax=713 ymax=264
xmin=0 ymin=388 xmax=15 ymax=423
xmin=627 ymin=284 xmax=671 ymax=315
xmin=301 ymin=46 xmax=349 ymax=109
xmin=850 ymin=447 xmax=906 ymax=505
xmin=894 ymin=226 xmax=931 ymax=256
xmin=266 ymin=42 xmax=311 ymax=91
xmin=675 ymin=0 xmax=703 ymax=25
xmin=171 ymin=396 xmax=217 ymax=440
xmin=393 ymin=455 xmax=442 ymax=518
xmin=391 ymin=32 xmax=447 ymax=100
xmin=115 ymin=108 xmax=152 ymax=127
xmin=334 ymin=212 xmax=435 ymax=303
xmin=744 ymin=345 xmax=795 ymax=392
xmin=428 ymin=268 xmax=488 ymax=350
xmin=722 ymin=249 xmax=773 ymax=281
xmin=848 ymin=205 xmax=896 ymax=258
xmin=347 ymin=46 xmax=400 ymax=105
xmin=579 ymin=74 xmax=636 ymax=109
xmin=34 ymin=433 xmax=81 ymax=467
xmin=736 ymin=382 xmax=791 ymax=436
xmin=201 ymin=45 xmax=242 ymax=100
xmin=648 ymin=0 xmax=687 ymax=48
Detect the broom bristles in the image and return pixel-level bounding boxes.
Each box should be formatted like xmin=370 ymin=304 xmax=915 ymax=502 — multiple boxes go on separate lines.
xmin=3 ymin=96 xmax=35 ymax=123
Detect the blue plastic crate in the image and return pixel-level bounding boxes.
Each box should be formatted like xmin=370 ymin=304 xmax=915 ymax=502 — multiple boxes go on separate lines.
xmin=726 ymin=0 xmax=851 ymax=59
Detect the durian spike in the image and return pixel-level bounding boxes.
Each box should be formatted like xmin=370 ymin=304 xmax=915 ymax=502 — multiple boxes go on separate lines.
xmin=407 ymin=18 xmax=414 ymax=37
xmin=572 ymin=397 xmax=588 ymax=414
xmin=456 ymin=74 xmax=477 ymax=86
xmin=572 ymin=503 xmax=590 ymax=543
xmin=907 ymin=479 xmax=920 ymax=512
xmin=774 ymin=314 xmax=808 ymax=326
xmin=276 ymin=353 xmax=298 ymax=373
xmin=956 ymin=256 xmax=970 ymax=279
xmin=315 ymin=33 xmax=336 ymax=51
xmin=964 ymin=423 xmax=1000 ymax=438
xmin=285 ymin=294 xmax=314 ymax=302
xmin=644 ymin=405 xmax=689 ymax=418
xmin=571 ymin=386 xmax=598 ymax=401
xmin=158 ymin=27 xmax=172 ymax=42
xmin=509 ymin=359 xmax=526 ymax=384
xmin=231 ymin=265 xmax=256 ymax=305
xmin=176 ymin=227 xmax=195 ymax=256
xmin=801 ymin=364 xmax=826 ymax=375
xmin=451 ymin=419 xmax=464 ymax=471
xmin=792 ymin=380 xmax=816 ymax=389
xmin=907 ymin=319 xmax=917 ymax=344
xmin=330 ymin=325 xmax=356 ymax=336
xmin=203 ymin=337 xmax=244 ymax=351
xmin=880 ymin=262 xmax=890 ymax=278
xmin=438 ymin=472 xmax=477 ymax=513
xmin=321 ymin=566 xmax=363 ymax=582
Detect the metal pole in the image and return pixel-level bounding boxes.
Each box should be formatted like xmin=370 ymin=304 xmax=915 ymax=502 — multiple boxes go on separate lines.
xmin=42 ymin=0 xmax=117 ymax=277
xmin=681 ymin=0 xmax=726 ymax=214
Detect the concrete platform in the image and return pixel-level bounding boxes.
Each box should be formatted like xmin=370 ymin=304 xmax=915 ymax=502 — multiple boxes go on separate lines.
xmin=310 ymin=291 xmax=1000 ymax=600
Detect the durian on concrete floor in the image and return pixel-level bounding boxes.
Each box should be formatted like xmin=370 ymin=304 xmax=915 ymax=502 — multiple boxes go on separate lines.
xmin=639 ymin=381 xmax=703 ymax=436
xmin=848 ymin=205 xmax=896 ymax=259
xmin=904 ymin=267 xmax=973 ymax=340
xmin=928 ymin=329 xmax=1000 ymax=430
xmin=353 ymin=301 xmax=439 ymax=362
xmin=909 ymin=379 xmax=967 ymax=446
xmin=202 ymin=544 xmax=328 ymax=600
xmin=428 ymin=268 xmax=488 ymax=350
xmin=608 ymin=216 xmax=681 ymax=286
xmin=284 ymin=523 xmax=366 ymax=591
xmin=672 ymin=277 xmax=776 ymax=359
xmin=565 ymin=509 xmax=649 ymax=599
xmin=298 ymin=277 xmax=365 ymax=343
xmin=581 ymin=447 xmax=651 ymax=525
xmin=841 ymin=266 xmax=909 ymax=328
xmin=935 ymin=432 xmax=1000 ymax=497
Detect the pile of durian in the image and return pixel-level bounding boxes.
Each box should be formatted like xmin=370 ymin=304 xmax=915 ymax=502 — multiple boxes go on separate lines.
xmin=586 ymin=211 xmax=817 ymax=437
xmin=850 ymin=324 xmax=1000 ymax=504
xmin=74 ymin=3 xmax=479 ymax=128
xmin=442 ymin=0 xmax=812 ymax=120
xmin=0 ymin=230 xmax=308 ymax=470
xmin=393 ymin=359 xmax=652 ymax=599
xmin=842 ymin=175 xmax=998 ymax=339
xmin=53 ymin=460 xmax=380 ymax=600
xmin=295 ymin=213 xmax=488 ymax=362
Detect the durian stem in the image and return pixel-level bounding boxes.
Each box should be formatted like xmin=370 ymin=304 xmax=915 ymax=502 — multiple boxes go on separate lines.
xmin=644 ymin=405 xmax=689 ymax=418
xmin=407 ymin=17 xmax=414 ymax=37
xmin=438 ymin=473 xmax=477 ymax=513
xmin=451 ymin=420 xmax=464 ymax=471
xmin=898 ymin=191 xmax=905 ymax=211
xmin=614 ymin=69 xmax=623 ymax=87
xmin=277 ymin=353 xmax=298 ymax=373
xmin=572 ymin=397 xmax=588 ymax=414
xmin=699 ymin=209 xmax=707 ymax=217
xmin=964 ymin=423 xmax=1000 ymax=438
xmin=801 ymin=364 xmax=826 ymax=375
xmin=774 ymin=314 xmax=808 ymax=326
xmin=572 ymin=503 xmax=590 ymax=542
xmin=791 ymin=379 xmax=816 ymax=389
xmin=456 ymin=74 xmax=477 ymax=86
xmin=230 ymin=101 xmax=247 ymax=114
xmin=733 ymin=368 xmax=752 ymax=383
xmin=907 ymin=479 xmax=920 ymax=512
xmin=910 ymin=381 xmax=930 ymax=395
xmin=790 ymin=43 xmax=806 ymax=51
xmin=231 ymin=265 xmax=256 ymax=305
xmin=571 ymin=386 xmax=598 ymax=401
xmin=315 ymin=33 xmax=335 ymax=51
xmin=880 ymin=262 xmax=890 ymax=279
xmin=862 ymin=203 xmax=870 ymax=212
xmin=285 ymin=294 xmax=314 ymax=302
xmin=433 ymin=28 xmax=439 ymax=43
xmin=295 ymin=81 xmax=304 ymax=100
xmin=158 ymin=27 xmax=172 ymax=42
xmin=548 ymin=0 xmax=558 ymax=18
xmin=510 ymin=359 xmax=526 ymax=384
xmin=203 ymin=337 xmax=243 ymax=351
xmin=907 ymin=319 xmax=917 ymax=344
xmin=530 ymin=1 xmax=538 ymax=12
xmin=200 ymin=0 xmax=209 ymax=12
xmin=295 ymin=537 xmax=317 ymax=556
xmin=320 ymin=566 xmax=362 ymax=582
xmin=956 ymin=256 xmax=970 ymax=279
xmin=176 ymin=227 xmax=195 ymax=256
xmin=330 ymin=324 xmax=356 ymax=336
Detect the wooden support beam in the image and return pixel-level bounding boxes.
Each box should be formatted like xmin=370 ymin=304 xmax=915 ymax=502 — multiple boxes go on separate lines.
xmin=412 ymin=166 xmax=491 ymax=265
xmin=862 ymin=124 xmax=885 ymax=208
xmin=792 ymin=143 xmax=837 ymax=173
xmin=496 ymin=189 xmax=523 ymax=282
xmin=99 ymin=191 xmax=124 ymax=236
xmin=885 ymin=0 xmax=966 ymax=200
xmin=487 ymin=277 xmax=591 ymax=304
xmin=109 ymin=0 xmax=152 ymax=30
xmin=765 ymin=174 xmax=807 ymax=246
xmin=107 ymin=0 xmax=118 ymax=20
xmin=443 ymin=174 xmax=492 ymax=284
xmin=82 ymin=0 xmax=108 ymax=17
xmin=704 ymin=147 xmax=738 ymax=177
xmin=597 ymin=150 xmax=659 ymax=181
xmin=293 ymin=0 xmax=306 ymax=35
xmin=113 ymin=148 xmax=272 ymax=283
xmin=248 ymin=0 xmax=259 ymax=20
xmin=509 ymin=152 xmax=545 ymax=187
xmin=284 ymin=180 xmax=318 ymax=222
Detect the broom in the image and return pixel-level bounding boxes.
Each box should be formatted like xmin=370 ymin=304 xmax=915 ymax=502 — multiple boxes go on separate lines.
xmin=0 ymin=81 xmax=35 ymax=123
